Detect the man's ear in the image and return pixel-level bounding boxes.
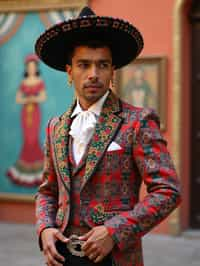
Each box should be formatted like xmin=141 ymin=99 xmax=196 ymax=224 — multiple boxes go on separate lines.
xmin=66 ymin=64 xmax=73 ymax=86
xmin=65 ymin=64 xmax=72 ymax=76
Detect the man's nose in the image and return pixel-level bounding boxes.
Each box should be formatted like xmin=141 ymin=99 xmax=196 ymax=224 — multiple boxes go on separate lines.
xmin=88 ymin=65 xmax=98 ymax=80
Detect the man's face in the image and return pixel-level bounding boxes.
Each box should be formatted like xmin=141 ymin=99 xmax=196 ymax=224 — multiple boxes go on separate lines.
xmin=66 ymin=46 xmax=114 ymax=108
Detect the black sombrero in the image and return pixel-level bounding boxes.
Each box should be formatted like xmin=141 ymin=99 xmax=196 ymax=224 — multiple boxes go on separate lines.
xmin=35 ymin=6 xmax=144 ymax=71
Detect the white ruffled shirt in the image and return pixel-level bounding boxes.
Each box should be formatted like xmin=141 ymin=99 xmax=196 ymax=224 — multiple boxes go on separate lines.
xmin=69 ymin=90 xmax=109 ymax=165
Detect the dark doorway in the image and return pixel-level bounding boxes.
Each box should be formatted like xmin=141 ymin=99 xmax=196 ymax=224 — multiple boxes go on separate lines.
xmin=189 ymin=0 xmax=200 ymax=228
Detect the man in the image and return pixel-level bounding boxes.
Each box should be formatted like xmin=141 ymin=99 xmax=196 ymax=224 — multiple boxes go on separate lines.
xmin=35 ymin=6 xmax=181 ymax=266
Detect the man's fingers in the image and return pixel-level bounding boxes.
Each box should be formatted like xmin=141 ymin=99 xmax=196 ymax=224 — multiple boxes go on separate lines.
xmin=84 ymin=244 xmax=102 ymax=261
xmin=79 ymin=229 xmax=93 ymax=241
xmin=94 ymin=254 xmax=104 ymax=263
xmin=81 ymin=231 xmax=96 ymax=251
xmin=81 ymin=237 xmax=94 ymax=251
xmin=45 ymin=249 xmax=63 ymax=266
xmin=49 ymin=243 xmax=65 ymax=263
xmin=84 ymin=243 xmax=99 ymax=256
xmin=88 ymin=249 xmax=101 ymax=261
xmin=55 ymin=231 xmax=69 ymax=243
xmin=44 ymin=240 xmax=65 ymax=266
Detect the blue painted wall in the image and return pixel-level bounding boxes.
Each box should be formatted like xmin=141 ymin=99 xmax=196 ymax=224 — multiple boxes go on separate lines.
xmin=0 ymin=13 xmax=74 ymax=195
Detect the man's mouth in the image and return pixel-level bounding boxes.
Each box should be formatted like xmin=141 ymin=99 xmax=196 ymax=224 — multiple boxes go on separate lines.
xmin=84 ymin=83 xmax=103 ymax=89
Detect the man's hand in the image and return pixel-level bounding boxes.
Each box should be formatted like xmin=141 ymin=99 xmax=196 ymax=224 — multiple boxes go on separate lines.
xmin=41 ymin=228 xmax=69 ymax=266
xmin=79 ymin=225 xmax=114 ymax=263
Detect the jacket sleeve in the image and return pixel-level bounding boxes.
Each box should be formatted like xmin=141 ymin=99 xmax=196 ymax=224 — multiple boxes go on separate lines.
xmin=104 ymin=109 xmax=181 ymax=251
xmin=35 ymin=118 xmax=59 ymax=248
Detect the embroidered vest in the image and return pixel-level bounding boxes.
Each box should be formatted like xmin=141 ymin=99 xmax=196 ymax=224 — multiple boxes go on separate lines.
xmin=68 ymin=136 xmax=88 ymax=227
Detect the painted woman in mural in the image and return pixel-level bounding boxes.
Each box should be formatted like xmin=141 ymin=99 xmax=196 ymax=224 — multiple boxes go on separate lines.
xmin=124 ymin=66 xmax=155 ymax=108
xmin=7 ymin=54 xmax=46 ymax=187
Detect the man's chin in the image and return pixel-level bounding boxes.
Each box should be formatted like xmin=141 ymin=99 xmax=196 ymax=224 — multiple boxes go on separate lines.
xmin=85 ymin=94 xmax=102 ymax=103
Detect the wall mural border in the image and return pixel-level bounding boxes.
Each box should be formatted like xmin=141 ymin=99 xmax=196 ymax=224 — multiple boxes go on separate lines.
xmin=0 ymin=0 xmax=88 ymax=12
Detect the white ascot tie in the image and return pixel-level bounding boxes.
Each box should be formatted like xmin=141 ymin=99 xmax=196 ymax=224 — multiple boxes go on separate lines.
xmin=69 ymin=90 xmax=109 ymax=165
xmin=69 ymin=111 xmax=97 ymax=164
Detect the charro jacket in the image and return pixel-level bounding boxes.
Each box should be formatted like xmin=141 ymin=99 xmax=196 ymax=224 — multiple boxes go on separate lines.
xmin=36 ymin=91 xmax=181 ymax=266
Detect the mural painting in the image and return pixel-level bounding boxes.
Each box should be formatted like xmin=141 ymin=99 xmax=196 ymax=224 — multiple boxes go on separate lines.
xmin=0 ymin=8 xmax=78 ymax=198
xmin=7 ymin=54 xmax=46 ymax=186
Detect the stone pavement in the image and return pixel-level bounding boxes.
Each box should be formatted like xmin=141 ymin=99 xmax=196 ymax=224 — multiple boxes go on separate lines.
xmin=0 ymin=223 xmax=200 ymax=266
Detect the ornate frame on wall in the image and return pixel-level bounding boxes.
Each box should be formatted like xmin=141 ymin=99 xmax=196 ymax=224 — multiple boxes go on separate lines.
xmin=0 ymin=0 xmax=88 ymax=202
xmin=116 ymin=56 xmax=167 ymax=131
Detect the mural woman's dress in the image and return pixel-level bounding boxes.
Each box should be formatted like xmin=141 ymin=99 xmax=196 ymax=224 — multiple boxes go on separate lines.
xmin=7 ymin=54 xmax=46 ymax=187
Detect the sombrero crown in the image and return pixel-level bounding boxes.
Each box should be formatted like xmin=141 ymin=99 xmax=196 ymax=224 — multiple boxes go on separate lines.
xmin=35 ymin=6 xmax=144 ymax=71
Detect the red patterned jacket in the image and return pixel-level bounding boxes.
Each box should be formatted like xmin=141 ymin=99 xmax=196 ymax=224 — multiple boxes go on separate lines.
xmin=36 ymin=91 xmax=181 ymax=266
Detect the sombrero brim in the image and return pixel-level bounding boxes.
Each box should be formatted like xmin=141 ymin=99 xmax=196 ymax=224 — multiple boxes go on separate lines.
xmin=35 ymin=16 xmax=143 ymax=71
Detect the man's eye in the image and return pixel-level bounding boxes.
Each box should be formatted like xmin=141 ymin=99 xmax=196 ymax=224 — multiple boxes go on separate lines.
xmin=78 ymin=63 xmax=89 ymax=68
xmin=99 ymin=63 xmax=109 ymax=69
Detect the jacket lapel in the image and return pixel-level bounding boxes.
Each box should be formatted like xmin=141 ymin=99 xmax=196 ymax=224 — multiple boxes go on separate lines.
xmin=53 ymin=102 xmax=75 ymax=192
xmin=81 ymin=91 xmax=123 ymax=191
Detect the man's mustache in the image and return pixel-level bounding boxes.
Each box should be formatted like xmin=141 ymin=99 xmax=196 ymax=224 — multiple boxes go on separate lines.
xmin=83 ymin=82 xmax=103 ymax=88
